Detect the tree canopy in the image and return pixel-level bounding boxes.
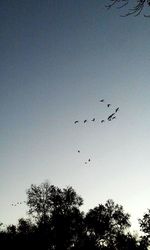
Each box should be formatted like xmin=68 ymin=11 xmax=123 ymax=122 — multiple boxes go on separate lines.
xmin=0 ymin=181 xmax=150 ymax=250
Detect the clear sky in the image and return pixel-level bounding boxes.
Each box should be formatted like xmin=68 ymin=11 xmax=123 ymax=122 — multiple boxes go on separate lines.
xmin=1 ymin=0 xmax=150 ymax=232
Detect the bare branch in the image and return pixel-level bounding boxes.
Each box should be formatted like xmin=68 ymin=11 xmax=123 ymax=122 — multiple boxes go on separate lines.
xmin=106 ymin=0 xmax=150 ymax=17
xmin=105 ymin=0 xmax=122 ymax=9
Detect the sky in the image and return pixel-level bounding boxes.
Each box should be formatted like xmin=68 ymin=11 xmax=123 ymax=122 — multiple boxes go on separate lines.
xmin=1 ymin=0 xmax=150 ymax=232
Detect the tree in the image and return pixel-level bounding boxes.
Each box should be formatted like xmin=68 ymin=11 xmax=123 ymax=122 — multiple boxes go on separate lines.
xmin=26 ymin=182 xmax=83 ymax=222
xmin=106 ymin=0 xmax=150 ymax=17
xmin=139 ymin=209 xmax=150 ymax=235
xmin=26 ymin=181 xmax=84 ymax=250
xmin=85 ymin=199 xmax=131 ymax=249
xmin=138 ymin=210 xmax=150 ymax=249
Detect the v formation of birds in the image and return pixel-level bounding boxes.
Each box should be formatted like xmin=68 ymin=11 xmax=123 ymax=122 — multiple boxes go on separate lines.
xmin=74 ymin=99 xmax=120 ymax=166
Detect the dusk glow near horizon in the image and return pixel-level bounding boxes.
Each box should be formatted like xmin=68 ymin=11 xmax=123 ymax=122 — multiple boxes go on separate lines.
xmin=1 ymin=0 xmax=150 ymax=232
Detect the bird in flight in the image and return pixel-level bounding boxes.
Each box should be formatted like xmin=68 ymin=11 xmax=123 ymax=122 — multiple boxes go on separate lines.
xmin=100 ymin=99 xmax=104 ymax=102
xmin=101 ymin=120 xmax=105 ymax=123
xmin=84 ymin=120 xmax=87 ymax=123
xmin=74 ymin=120 xmax=79 ymax=124
xmin=108 ymin=113 xmax=115 ymax=121
xmin=91 ymin=118 xmax=95 ymax=122
xmin=88 ymin=158 xmax=91 ymax=162
xmin=107 ymin=104 xmax=111 ymax=107
xmin=78 ymin=150 xmax=80 ymax=153
xmin=115 ymin=107 xmax=119 ymax=112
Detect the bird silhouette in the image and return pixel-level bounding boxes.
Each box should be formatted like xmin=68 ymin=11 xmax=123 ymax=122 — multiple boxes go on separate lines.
xmin=74 ymin=120 xmax=79 ymax=124
xmin=78 ymin=150 xmax=80 ymax=153
xmin=91 ymin=118 xmax=95 ymax=122
xmin=115 ymin=107 xmax=119 ymax=112
xmin=107 ymin=104 xmax=111 ymax=107
xmin=88 ymin=158 xmax=91 ymax=162
xmin=108 ymin=113 xmax=115 ymax=121
xmin=101 ymin=120 xmax=105 ymax=123
xmin=100 ymin=99 xmax=104 ymax=102
xmin=84 ymin=120 xmax=87 ymax=123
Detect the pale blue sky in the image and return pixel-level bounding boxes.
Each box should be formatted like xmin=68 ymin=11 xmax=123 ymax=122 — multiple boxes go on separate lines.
xmin=1 ymin=0 xmax=150 ymax=232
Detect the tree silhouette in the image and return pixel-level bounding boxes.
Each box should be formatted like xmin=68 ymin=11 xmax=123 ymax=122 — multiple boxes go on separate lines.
xmin=1 ymin=183 xmax=150 ymax=249
xmin=26 ymin=182 xmax=84 ymax=250
xmin=85 ymin=199 xmax=131 ymax=249
xmin=138 ymin=210 xmax=150 ymax=249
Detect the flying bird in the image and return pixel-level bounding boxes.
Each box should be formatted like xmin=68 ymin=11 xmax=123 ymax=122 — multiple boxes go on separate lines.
xmin=107 ymin=104 xmax=111 ymax=107
xmin=74 ymin=120 xmax=79 ymax=124
xmin=88 ymin=158 xmax=91 ymax=162
xmin=84 ymin=120 xmax=87 ymax=123
xmin=115 ymin=107 xmax=119 ymax=112
xmin=91 ymin=118 xmax=95 ymax=122
xmin=100 ymin=99 xmax=104 ymax=102
xmin=77 ymin=150 xmax=80 ymax=153
xmin=108 ymin=113 xmax=115 ymax=121
xmin=101 ymin=120 xmax=105 ymax=123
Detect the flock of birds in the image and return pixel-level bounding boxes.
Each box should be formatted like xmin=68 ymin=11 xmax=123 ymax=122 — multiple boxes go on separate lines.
xmin=74 ymin=99 xmax=120 ymax=166
xmin=10 ymin=99 xmax=120 ymax=210
xmin=11 ymin=201 xmax=26 ymax=207
xmin=74 ymin=99 xmax=119 ymax=125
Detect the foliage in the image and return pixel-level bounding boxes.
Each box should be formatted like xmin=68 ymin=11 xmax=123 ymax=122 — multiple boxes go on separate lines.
xmin=26 ymin=182 xmax=83 ymax=223
xmin=1 ymin=182 xmax=150 ymax=249
xmin=85 ymin=199 xmax=131 ymax=249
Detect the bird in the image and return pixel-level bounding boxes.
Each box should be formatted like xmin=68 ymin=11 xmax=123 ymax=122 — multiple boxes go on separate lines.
xmin=88 ymin=158 xmax=91 ymax=162
xmin=101 ymin=120 xmax=105 ymax=123
xmin=91 ymin=118 xmax=95 ymax=122
xmin=84 ymin=120 xmax=87 ymax=123
xmin=74 ymin=120 xmax=79 ymax=124
xmin=100 ymin=99 xmax=104 ymax=102
xmin=115 ymin=107 xmax=119 ymax=112
xmin=77 ymin=150 xmax=80 ymax=153
xmin=108 ymin=113 xmax=115 ymax=121
xmin=107 ymin=104 xmax=111 ymax=107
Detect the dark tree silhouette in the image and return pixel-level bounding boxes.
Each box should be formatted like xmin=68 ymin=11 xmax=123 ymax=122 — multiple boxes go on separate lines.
xmin=26 ymin=182 xmax=84 ymax=250
xmin=1 ymin=182 xmax=150 ymax=250
xmin=138 ymin=210 xmax=150 ymax=249
xmin=139 ymin=209 xmax=150 ymax=235
xmin=106 ymin=0 xmax=150 ymax=17
xmin=85 ymin=199 xmax=131 ymax=249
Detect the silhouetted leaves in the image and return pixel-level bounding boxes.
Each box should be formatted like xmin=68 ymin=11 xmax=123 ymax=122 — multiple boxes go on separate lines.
xmin=1 ymin=182 xmax=150 ymax=249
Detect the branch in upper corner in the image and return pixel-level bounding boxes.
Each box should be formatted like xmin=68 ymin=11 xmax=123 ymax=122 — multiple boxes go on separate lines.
xmin=106 ymin=0 xmax=150 ymax=17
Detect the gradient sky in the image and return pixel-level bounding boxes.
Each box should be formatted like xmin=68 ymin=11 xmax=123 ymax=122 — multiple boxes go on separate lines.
xmin=1 ymin=0 xmax=150 ymax=232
